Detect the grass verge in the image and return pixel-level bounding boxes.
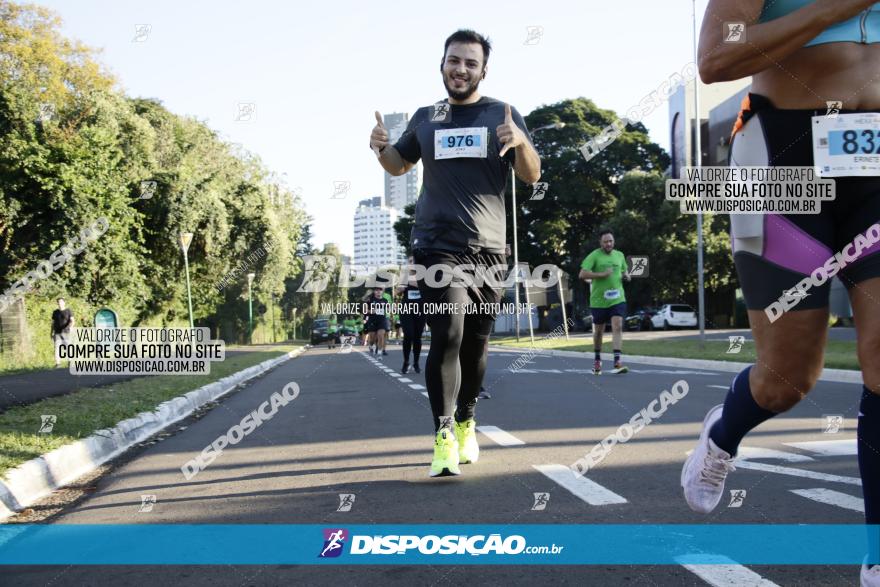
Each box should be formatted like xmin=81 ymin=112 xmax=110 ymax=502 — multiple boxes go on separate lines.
xmin=0 ymin=344 xmax=299 ymax=476
xmin=491 ymin=335 xmax=859 ymax=371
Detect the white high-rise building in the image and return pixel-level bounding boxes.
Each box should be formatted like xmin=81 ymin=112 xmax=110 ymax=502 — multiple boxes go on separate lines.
xmin=353 ymin=196 xmax=406 ymax=270
xmin=383 ymin=112 xmax=420 ymax=210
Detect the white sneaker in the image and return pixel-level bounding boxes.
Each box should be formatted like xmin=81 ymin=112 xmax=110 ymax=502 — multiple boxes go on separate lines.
xmin=863 ymin=558 xmax=880 ymax=587
xmin=681 ymin=404 xmax=736 ymax=513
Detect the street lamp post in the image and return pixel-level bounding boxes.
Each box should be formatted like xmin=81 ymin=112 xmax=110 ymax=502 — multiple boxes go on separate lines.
xmin=179 ymin=232 xmax=195 ymax=330
xmin=692 ymin=0 xmax=707 ymax=344
xmin=510 ymin=121 xmax=565 ymax=344
xmin=271 ymin=293 xmax=277 ymax=343
xmin=557 ymin=267 xmax=570 ymax=340
xmin=247 ymin=272 xmax=255 ymax=344
xmin=292 ymin=307 xmax=297 ymax=341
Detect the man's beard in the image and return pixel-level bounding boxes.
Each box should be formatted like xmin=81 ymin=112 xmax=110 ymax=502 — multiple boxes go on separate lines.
xmin=444 ymin=72 xmax=481 ymax=101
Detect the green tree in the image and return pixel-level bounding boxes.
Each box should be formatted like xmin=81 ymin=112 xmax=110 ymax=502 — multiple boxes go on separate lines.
xmin=0 ymin=1 xmax=310 ymax=355
xmin=513 ymin=98 xmax=670 ymax=308
xmin=392 ymin=202 xmax=416 ymax=254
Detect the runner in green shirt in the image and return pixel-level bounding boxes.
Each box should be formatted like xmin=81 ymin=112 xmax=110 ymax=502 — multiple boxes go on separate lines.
xmin=578 ymin=229 xmax=631 ymax=375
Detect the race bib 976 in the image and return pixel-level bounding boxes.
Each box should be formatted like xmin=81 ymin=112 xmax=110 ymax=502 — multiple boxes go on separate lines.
xmin=434 ymin=127 xmax=488 ymax=160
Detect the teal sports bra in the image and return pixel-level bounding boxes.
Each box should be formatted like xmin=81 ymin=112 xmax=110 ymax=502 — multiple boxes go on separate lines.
xmin=760 ymin=1 xmax=880 ymax=46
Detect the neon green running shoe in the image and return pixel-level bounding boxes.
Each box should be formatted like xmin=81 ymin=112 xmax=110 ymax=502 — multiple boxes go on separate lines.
xmin=429 ymin=428 xmax=461 ymax=477
xmin=454 ymin=419 xmax=480 ymax=464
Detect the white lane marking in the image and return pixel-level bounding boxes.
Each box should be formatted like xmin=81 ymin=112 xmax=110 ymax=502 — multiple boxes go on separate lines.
xmin=708 ymin=385 xmax=728 ymax=390
xmin=409 ymin=384 xmax=426 ymax=390
xmin=552 ymin=368 xmax=720 ymax=376
xmin=629 ymin=369 xmax=717 ymax=375
xmin=676 ymin=556 xmax=780 ymax=586
xmin=790 ymin=488 xmax=864 ymax=513
xmin=532 ymin=464 xmax=627 ymax=505
xmin=737 ymin=446 xmax=814 ymax=463
xmin=421 ymin=391 xmax=428 ymax=398
xmin=399 ymin=378 xmax=413 ymax=383
xmin=784 ymin=439 xmax=857 ymax=457
xmin=389 ymin=374 xmax=401 ymax=378
xmin=477 ymin=425 xmax=526 ymax=446
xmin=735 ymin=460 xmax=861 ymax=486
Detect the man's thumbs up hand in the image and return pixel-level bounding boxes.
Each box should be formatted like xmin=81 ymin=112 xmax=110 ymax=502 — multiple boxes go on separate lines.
xmin=371 ymin=111 xmax=389 ymax=155
xmin=497 ymin=103 xmax=523 ymax=158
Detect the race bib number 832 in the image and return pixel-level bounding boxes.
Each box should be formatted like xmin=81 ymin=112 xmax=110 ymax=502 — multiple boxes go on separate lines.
xmin=813 ymin=113 xmax=880 ymax=177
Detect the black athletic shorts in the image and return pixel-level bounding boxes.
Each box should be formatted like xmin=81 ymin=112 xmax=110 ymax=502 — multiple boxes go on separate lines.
xmin=364 ymin=316 xmax=386 ymax=333
xmin=591 ymin=302 xmax=627 ymax=325
xmin=412 ymin=247 xmax=506 ymax=319
xmin=729 ymin=93 xmax=880 ymax=311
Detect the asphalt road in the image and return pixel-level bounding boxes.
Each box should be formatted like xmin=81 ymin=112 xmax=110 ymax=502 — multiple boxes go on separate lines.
xmin=2 ymin=343 xmax=868 ymax=586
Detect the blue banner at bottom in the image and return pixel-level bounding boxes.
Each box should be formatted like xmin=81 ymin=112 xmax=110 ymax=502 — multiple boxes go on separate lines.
xmin=0 ymin=525 xmax=877 ymax=565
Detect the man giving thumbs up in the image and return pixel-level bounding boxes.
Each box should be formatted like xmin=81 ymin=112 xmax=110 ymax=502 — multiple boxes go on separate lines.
xmin=369 ymin=29 xmax=541 ymax=478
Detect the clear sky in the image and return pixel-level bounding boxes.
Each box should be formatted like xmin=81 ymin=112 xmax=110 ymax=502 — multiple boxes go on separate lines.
xmin=40 ymin=0 xmax=711 ymax=255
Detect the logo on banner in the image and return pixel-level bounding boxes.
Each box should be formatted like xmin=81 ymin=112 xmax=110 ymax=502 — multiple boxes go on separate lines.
xmin=319 ymin=528 xmax=348 ymax=558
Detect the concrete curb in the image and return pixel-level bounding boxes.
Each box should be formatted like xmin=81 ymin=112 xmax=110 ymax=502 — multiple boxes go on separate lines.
xmin=0 ymin=346 xmax=307 ymax=522
xmin=489 ymin=345 xmax=863 ymax=385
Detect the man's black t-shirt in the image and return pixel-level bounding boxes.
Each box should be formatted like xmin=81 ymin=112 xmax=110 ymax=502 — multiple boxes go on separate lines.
xmin=51 ymin=308 xmax=72 ymax=334
xmin=364 ymin=295 xmax=391 ymax=319
xmin=393 ymin=96 xmax=533 ymax=254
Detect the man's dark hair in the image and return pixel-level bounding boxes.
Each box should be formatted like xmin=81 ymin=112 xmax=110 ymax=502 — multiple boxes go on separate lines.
xmin=443 ymin=29 xmax=492 ymax=66
xmin=598 ymin=229 xmax=614 ymax=239
xmin=57 ymin=297 xmax=65 ymax=302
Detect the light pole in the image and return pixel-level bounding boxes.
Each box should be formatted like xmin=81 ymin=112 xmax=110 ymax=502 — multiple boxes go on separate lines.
xmin=557 ymin=267 xmax=570 ymax=340
xmin=247 ymin=272 xmax=255 ymax=344
xmin=511 ymin=121 xmax=565 ymax=344
xmin=292 ymin=307 xmax=298 ymax=341
xmin=271 ymin=293 xmax=277 ymax=343
xmin=692 ymin=0 xmax=706 ymax=344
xmin=179 ymin=232 xmax=195 ymax=330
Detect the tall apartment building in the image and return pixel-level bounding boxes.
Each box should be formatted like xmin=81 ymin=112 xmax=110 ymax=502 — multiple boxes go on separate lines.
xmin=352 ymin=197 xmax=406 ymax=269
xmin=383 ymin=112 xmax=420 ymax=210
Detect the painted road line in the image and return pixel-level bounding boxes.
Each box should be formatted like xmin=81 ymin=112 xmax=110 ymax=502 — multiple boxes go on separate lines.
xmin=477 ymin=425 xmax=526 ymax=447
xmin=628 ymin=369 xmax=718 ymax=376
xmin=790 ymin=488 xmax=864 ymax=513
xmin=421 ymin=391 xmax=428 ymax=398
xmin=676 ymin=556 xmax=779 ymax=587
xmin=389 ymin=374 xmax=401 ymax=378
xmin=409 ymin=384 xmax=426 ymax=390
xmin=735 ymin=461 xmax=861 ymax=486
xmin=737 ymin=446 xmax=814 ymax=463
xmin=532 ymin=464 xmax=627 ymax=506
xmin=399 ymin=378 xmax=413 ymax=383
xmin=708 ymin=385 xmax=729 ymax=390
xmin=784 ymin=439 xmax=857 ymax=457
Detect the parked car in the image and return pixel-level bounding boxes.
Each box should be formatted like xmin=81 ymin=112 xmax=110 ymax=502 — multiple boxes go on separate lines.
xmin=575 ymin=312 xmax=593 ymax=333
xmin=310 ymin=318 xmax=340 ymax=346
xmin=650 ymin=304 xmax=698 ymax=330
xmin=625 ymin=308 xmax=657 ymax=331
